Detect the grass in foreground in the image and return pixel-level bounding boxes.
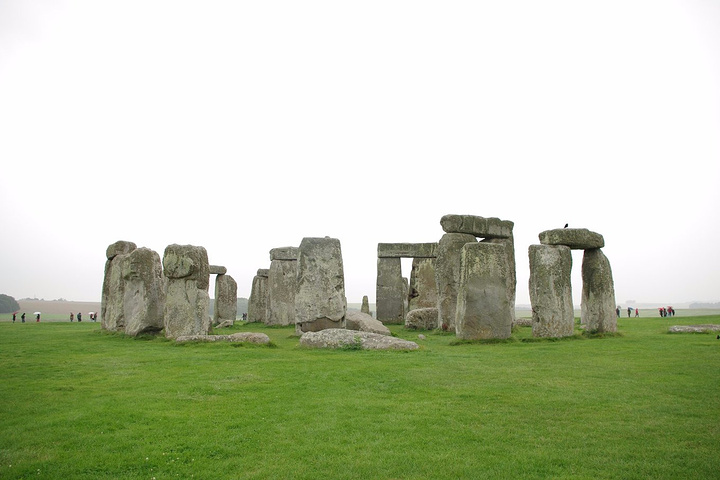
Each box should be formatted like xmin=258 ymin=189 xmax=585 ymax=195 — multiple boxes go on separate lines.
xmin=0 ymin=315 xmax=718 ymax=479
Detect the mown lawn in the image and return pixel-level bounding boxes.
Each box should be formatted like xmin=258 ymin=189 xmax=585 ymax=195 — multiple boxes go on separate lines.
xmin=0 ymin=315 xmax=718 ymax=479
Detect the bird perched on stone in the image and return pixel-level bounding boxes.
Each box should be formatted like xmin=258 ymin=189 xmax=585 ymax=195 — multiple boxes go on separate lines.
xmin=564 ymin=223 xmax=568 ymax=228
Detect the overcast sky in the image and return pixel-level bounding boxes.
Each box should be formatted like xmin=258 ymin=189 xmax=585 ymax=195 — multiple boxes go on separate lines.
xmin=1 ymin=1 xmax=718 ymax=307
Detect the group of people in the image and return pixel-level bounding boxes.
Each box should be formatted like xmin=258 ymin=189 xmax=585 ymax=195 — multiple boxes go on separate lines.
xmin=616 ymin=306 xmax=640 ymax=318
xmin=658 ymin=306 xmax=675 ymax=317
xmin=11 ymin=312 xmax=39 ymax=322
xmin=69 ymin=312 xmax=97 ymax=322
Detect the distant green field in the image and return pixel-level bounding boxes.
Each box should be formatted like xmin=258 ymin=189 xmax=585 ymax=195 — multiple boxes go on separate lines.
xmin=1 ymin=316 xmax=718 ymax=479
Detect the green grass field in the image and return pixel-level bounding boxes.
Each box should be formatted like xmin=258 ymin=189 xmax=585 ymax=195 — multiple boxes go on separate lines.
xmin=1 ymin=316 xmax=718 ymax=479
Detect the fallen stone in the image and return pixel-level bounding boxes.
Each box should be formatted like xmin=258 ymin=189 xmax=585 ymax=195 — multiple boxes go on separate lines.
xmin=345 ymin=310 xmax=391 ymax=335
xmin=214 ymin=320 xmax=234 ymax=328
xmin=405 ymin=308 xmax=439 ymax=330
xmin=515 ymin=318 xmax=533 ymax=327
xmin=440 ymin=214 xmax=513 ymax=239
xmin=539 ymin=228 xmax=604 ymax=249
xmin=668 ymin=324 xmax=720 ymax=333
xmin=299 ymin=329 xmax=419 ymax=350
xmin=176 ymin=332 xmax=271 ymax=344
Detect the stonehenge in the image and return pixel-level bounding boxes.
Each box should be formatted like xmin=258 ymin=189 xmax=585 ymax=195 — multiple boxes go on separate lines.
xmin=528 ymin=228 xmax=617 ymax=336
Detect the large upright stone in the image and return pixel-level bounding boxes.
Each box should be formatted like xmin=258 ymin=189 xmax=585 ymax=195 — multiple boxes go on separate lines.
xmin=248 ymin=268 xmax=269 ymax=323
xmin=440 ymin=214 xmax=513 ymax=239
xmin=266 ymin=247 xmax=298 ymax=326
xmin=361 ymin=295 xmax=370 ymax=315
xmin=435 ymin=233 xmax=477 ymax=330
xmin=455 ymin=242 xmax=512 ymax=340
xmin=581 ymin=248 xmax=617 ymax=333
xmin=528 ymin=244 xmax=574 ymax=338
xmin=408 ymin=257 xmax=437 ymax=313
xmin=376 ymin=257 xmax=405 ymax=324
xmin=484 ymin=234 xmax=517 ymax=326
xmin=163 ymin=244 xmax=211 ymax=339
xmin=295 ymin=237 xmax=347 ymax=333
xmin=213 ymin=274 xmax=238 ymax=325
xmin=539 ymin=228 xmax=604 ymax=249
xmin=122 ymin=247 xmax=165 ymax=336
xmin=101 ymin=240 xmax=137 ymax=332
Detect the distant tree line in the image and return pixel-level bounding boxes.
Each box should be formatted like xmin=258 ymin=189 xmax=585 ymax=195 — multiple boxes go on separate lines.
xmin=0 ymin=294 xmax=21 ymax=314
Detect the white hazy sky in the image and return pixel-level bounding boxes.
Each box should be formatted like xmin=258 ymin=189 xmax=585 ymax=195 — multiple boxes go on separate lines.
xmin=1 ymin=1 xmax=718 ymax=307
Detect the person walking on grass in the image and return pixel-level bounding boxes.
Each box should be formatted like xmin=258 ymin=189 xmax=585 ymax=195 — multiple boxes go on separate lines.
xmin=36 ymin=313 xmax=40 ymax=322
xmin=77 ymin=312 xmax=82 ymax=322
xmin=21 ymin=313 xmax=25 ymax=323
xmin=12 ymin=313 xmax=16 ymax=323
xmin=635 ymin=308 xmax=639 ymax=317
xmin=70 ymin=313 xmax=74 ymax=322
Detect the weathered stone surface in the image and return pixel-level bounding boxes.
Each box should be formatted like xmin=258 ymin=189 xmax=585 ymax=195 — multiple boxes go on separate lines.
xmin=299 ymin=329 xmax=419 ymax=350
xmin=361 ymin=295 xmax=370 ymax=315
xmin=121 ymin=247 xmax=165 ymax=336
xmin=515 ymin=317 xmax=533 ymax=327
xmin=440 ymin=214 xmax=513 ymax=239
xmin=257 ymin=269 xmax=269 ymax=277
xmin=405 ymin=307 xmax=439 ymax=330
xmin=435 ymin=233 xmax=477 ymax=330
xmin=176 ymin=332 xmax=271 ymax=344
xmin=539 ymin=228 xmax=604 ymax=250
xmin=484 ymin=234 xmax=517 ymax=326
xmin=214 ymin=320 xmax=234 ymax=329
xmin=163 ymin=244 xmax=211 ymax=339
xmin=106 ymin=240 xmax=137 ymax=260
xmin=377 ymin=243 xmax=438 ymax=258
xmin=529 ymin=244 xmax=574 ymax=338
xmin=213 ymin=274 xmax=237 ymax=325
xmin=581 ymin=248 xmax=617 ymax=333
xmin=269 ymin=246 xmax=299 ymax=261
xmin=456 ymin=243 xmax=513 ymax=340
xmin=408 ymin=258 xmax=437 ymax=312
xmin=376 ymin=257 xmax=405 ymax=324
xmin=209 ymin=265 xmax=227 ymax=275
xmin=668 ymin=324 xmax=720 ymax=333
xmin=101 ymin=253 xmax=130 ymax=332
xmin=266 ymin=255 xmax=297 ymax=326
xmin=162 ymin=244 xmax=211 ymax=290
xmin=345 ymin=310 xmax=391 ymax=335
xmin=248 ymin=270 xmax=269 ymax=323
xmin=295 ymin=237 xmax=347 ymax=333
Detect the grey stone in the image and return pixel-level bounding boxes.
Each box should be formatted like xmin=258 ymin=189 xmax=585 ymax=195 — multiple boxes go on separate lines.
xmin=345 ymin=310 xmax=391 ymax=335
xmin=435 ymin=233 xmax=477 ymax=330
xmin=248 ymin=270 xmax=269 ymax=323
xmin=106 ymin=240 xmax=137 ymax=260
xmin=214 ymin=320 xmax=234 ymax=329
xmin=408 ymin=258 xmax=437 ymax=312
xmin=213 ymin=274 xmax=237 ymax=325
xmin=484 ymin=234 xmax=517 ymax=326
xmin=418 ymin=334 xmax=426 ymax=340
xmin=528 ymin=244 xmax=574 ymax=338
xmin=121 ymin=247 xmax=165 ymax=336
xmin=256 ymin=269 xmax=269 ymax=277
xmin=295 ymin=237 xmax=347 ymax=333
xmin=377 ymin=243 xmax=438 ymax=258
xmin=515 ymin=318 xmax=533 ymax=327
xmin=163 ymin=244 xmax=211 ymax=339
xmin=405 ymin=307 xmax=439 ymax=330
xmin=361 ymin=295 xmax=370 ymax=315
xmin=299 ymin=329 xmax=419 ymax=350
xmin=101 ymin=252 xmax=130 ymax=332
xmin=266 ymin=254 xmax=297 ymax=326
xmin=270 ymin=246 xmax=299 ymax=261
xmin=581 ymin=248 xmax=617 ymax=333
xmin=440 ymin=214 xmax=513 ymax=239
xmin=209 ymin=265 xmax=227 ymax=275
xmin=456 ymin=242 xmax=513 ymax=340
xmin=668 ymin=324 xmax=720 ymax=333
xmin=376 ymin=257 xmax=405 ymax=324
xmin=539 ymin=228 xmax=605 ymax=249
xmin=176 ymin=332 xmax=271 ymax=344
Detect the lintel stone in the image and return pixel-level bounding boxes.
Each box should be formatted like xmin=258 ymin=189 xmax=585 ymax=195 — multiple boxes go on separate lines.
xmin=209 ymin=265 xmax=227 ymax=275
xmin=440 ymin=214 xmax=513 ymax=239
xmin=539 ymin=228 xmax=604 ymax=249
xmin=377 ymin=243 xmax=438 ymax=258
xmin=269 ymin=246 xmax=299 ymax=261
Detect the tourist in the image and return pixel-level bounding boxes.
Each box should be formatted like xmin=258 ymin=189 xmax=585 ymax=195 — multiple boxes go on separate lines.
xmin=77 ymin=312 xmax=82 ymax=322
xmin=70 ymin=313 xmax=74 ymax=322
xmin=12 ymin=313 xmax=16 ymax=323
xmin=616 ymin=306 xmax=620 ymax=318
xmin=36 ymin=313 xmax=40 ymax=322
xmin=21 ymin=313 xmax=25 ymax=323
xmin=635 ymin=308 xmax=639 ymax=317
xmin=627 ymin=307 xmax=632 ymax=318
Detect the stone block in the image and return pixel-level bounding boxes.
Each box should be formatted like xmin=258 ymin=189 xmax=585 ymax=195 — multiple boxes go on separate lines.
xmin=581 ymin=248 xmax=617 ymax=333
xmin=209 ymin=265 xmax=227 ymax=275
xmin=435 ymin=233 xmax=477 ymax=330
xmin=405 ymin=307 xmax=439 ymax=330
xmin=528 ymin=244 xmax=574 ymax=338
xmin=269 ymin=246 xmax=299 ymax=261
xmin=440 ymin=214 xmax=513 ymax=239
xmin=106 ymin=240 xmax=137 ymax=260
xmin=213 ymin=274 xmax=237 ymax=325
xmin=376 ymin=257 xmax=405 ymax=324
xmin=539 ymin=228 xmax=604 ymax=249
xmin=377 ymin=243 xmax=438 ymax=258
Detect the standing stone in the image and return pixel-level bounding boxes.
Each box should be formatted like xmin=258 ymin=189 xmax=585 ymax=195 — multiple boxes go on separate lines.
xmin=101 ymin=240 xmax=137 ymax=332
xmin=266 ymin=247 xmax=298 ymax=326
xmin=361 ymin=295 xmax=370 ymax=315
xmin=408 ymin=258 xmax=438 ymax=313
xmin=295 ymin=237 xmax=347 ymax=333
xmin=528 ymin=244 xmax=574 ymax=338
xmin=376 ymin=257 xmax=405 ymax=324
xmin=455 ymin=243 xmax=512 ymax=340
xmin=435 ymin=233 xmax=477 ymax=330
xmin=484 ymin=234 xmax=517 ymax=326
xmin=213 ymin=274 xmax=238 ymax=326
xmin=122 ymin=247 xmax=165 ymax=336
xmin=248 ymin=269 xmax=269 ymax=323
xmin=163 ymin=244 xmax=211 ymax=339
xmin=581 ymin=248 xmax=617 ymax=333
